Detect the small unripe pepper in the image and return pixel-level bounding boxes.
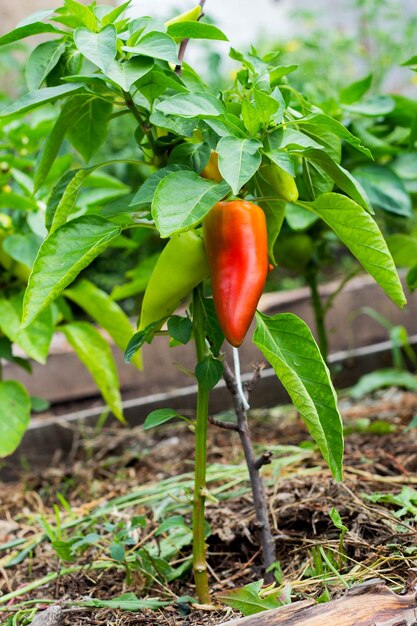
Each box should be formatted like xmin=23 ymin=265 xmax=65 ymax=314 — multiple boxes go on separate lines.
xmin=139 ymin=230 xmax=209 ymax=331
xmin=258 ymin=163 xmax=298 ymax=203
xmin=204 ymin=200 xmax=268 ymax=347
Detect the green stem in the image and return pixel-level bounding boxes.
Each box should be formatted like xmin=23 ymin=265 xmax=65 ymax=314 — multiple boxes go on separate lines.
xmin=305 ymin=265 xmax=329 ymax=364
xmin=192 ymin=287 xmax=211 ymax=605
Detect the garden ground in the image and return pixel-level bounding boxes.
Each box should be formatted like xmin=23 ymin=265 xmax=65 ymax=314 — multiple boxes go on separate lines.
xmin=1 ymin=387 xmax=417 ymax=625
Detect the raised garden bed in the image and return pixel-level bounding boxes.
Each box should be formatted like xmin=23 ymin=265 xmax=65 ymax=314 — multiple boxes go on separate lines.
xmin=1 ymin=386 xmax=417 ymax=625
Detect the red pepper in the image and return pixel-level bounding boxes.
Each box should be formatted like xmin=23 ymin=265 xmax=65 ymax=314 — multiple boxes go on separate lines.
xmin=204 ymin=200 xmax=269 ymax=347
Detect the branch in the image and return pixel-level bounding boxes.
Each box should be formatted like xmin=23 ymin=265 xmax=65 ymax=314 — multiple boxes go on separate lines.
xmin=221 ymin=353 xmax=276 ymax=579
xmin=175 ymin=0 xmax=207 ymax=75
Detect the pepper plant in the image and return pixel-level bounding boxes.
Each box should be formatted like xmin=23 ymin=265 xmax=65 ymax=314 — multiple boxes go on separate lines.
xmin=0 ymin=0 xmax=407 ymax=605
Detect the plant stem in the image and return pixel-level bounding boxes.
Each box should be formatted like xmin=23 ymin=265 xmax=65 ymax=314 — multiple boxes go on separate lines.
xmin=223 ymin=360 xmax=276 ymax=581
xmin=305 ymin=265 xmax=329 ymax=364
xmin=192 ymin=287 xmax=211 ymax=605
xmin=176 ymin=0 xmax=207 ymax=74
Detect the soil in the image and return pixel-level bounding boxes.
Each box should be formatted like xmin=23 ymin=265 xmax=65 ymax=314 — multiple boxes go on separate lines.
xmin=1 ymin=388 xmax=417 ymax=625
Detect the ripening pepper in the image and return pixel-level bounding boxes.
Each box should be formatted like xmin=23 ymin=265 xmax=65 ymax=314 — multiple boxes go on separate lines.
xmin=201 ymin=151 xmax=222 ymax=183
xmin=165 ymin=5 xmax=202 ymax=27
xmin=139 ymin=229 xmax=209 ymax=331
xmin=204 ymin=200 xmax=269 ymax=347
xmin=258 ymin=163 xmax=299 ymax=203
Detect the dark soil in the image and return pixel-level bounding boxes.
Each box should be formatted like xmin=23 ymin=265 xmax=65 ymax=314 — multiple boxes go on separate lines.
xmin=1 ymin=388 xmax=417 ymax=625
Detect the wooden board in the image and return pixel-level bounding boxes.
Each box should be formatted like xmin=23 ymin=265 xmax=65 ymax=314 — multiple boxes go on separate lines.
xmin=219 ymin=579 xmax=417 ymax=626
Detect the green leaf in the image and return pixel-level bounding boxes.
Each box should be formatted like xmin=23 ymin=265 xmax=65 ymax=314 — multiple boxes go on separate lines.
xmin=124 ymin=319 xmax=164 ymax=361
xmin=241 ymin=100 xmax=261 ymax=135
xmin=34 ymin=95 xmax=86 ymax=191
xmin=22 ymin=216 xmax=121 ymax=327
xmin=65 ymin=0 xmax=99 ymax=30
xmin=297 ymin=113 xmax=372 ymax=158
xmin=61 ymin=322 xmax=123 ymax=422
xmin=294 ymin=148 xmax=372 ymax=212
xmin=26 ymin=40 xmax=67 ymax=91
xmin=67 ymin=97 xmax=113 ymax=162
xmin=0 ymin=84 xmax=83 ymax=119
xmin=64 ymin=279 xmax=142 ymax=369
xmin=0 ymin=381 xmax=31 ymax=458
xmin=195 ymin=356 xmax=224 ymax=391
xmin=264 ymin=150 xmax=295 ymax=177
xmin=152 ymin=171 xmax=230 ymax=238
xmin=407 ymin=264 xmax=417 ymax=292
xmin=144 ymin=408 xmax=183 ymax=430
xmin=254 ymin=312 xmax=344 ymax=480
xmin=105 ymin=57 xmax=153 ymax=91
xmin=167 ymin=316 xmax=193 ymax=344
xmin=387 ymin=234 xmax=417 ymax=268
xmin=102 ymin=1 xmax=132 ymax=26
xmin=302 ymin=193 xmax=406 ymax=308
xmin=0 ymin=191 xmax=38 ymax=211
xmin=0 ymin=22 xmax=62 ymax=47
xmin=167 ymin=142 xmax=211 ymax=173
xmin=46 ymin=169 xmax=89 ymax=232
xmin=202 ymin=297 xmax=224 ymax=357
xmin=285 ymin=203 xmax=319 ymax=231
xmin=155 ymin=92 xmax=224 ymax=118
xmin=340 ymin=74 xmax=372 ymax=104
xmin=350 ymin=369 xmax=417 ymax=399
xmin=2 ymin=233 xmax=40 ymax=268
xmin=352 ymin=165 xmax=412 ymax=217
xmin=254 ymin=89 xmax=282 ymax=124
xmin=0 ymin=293 xmax=53 ymax=364
xmin=254 ymin=172 xmax=286 ymax=264
xmin=130 ymin=165 xmax=187 ymax=208
xmin=343 ymin=95 xmax=394 ymax=117
xmin=74 ymin=25 xmax=117 ymax=73
xmin=217 ymin=580 xmax=282 ymax=616
xmin=155 ymin=515 xmax=188 ymax=535
xmin=123 ymin=32 xmax=179 ymax=64
xmin=80 ymin=593 xmax=167 ymax=611
xmin=217 ymin=137 xmax=262 ymax=195
xmin=167 ymin=21 xmax=228 ymax=41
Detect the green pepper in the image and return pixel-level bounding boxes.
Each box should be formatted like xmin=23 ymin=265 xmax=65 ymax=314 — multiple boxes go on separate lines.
xmin=274 ymin=232 xmax=314 ymax=271
xmin=258 ymin=163 xmax=299 ymax=203
xmin=139 ymin=229 xmax=209 ymax=331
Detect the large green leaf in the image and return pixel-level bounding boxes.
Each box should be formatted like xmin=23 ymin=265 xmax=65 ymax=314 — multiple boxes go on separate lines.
xmin=253 ymin=312 xmax=343 ymax=480
xmin=46 ymin=169 xmax=89 ymax=232
xmin=352 ymin=164 xmax=412 ymax=217
xmin=25 ymin=40 xmax=67 ymax=91
xmin=0 ymin=381 xmax=31 ymax=458
xmin=61 ymin=322 xmax=124 ymax=422
xmin=122 ymin=32 xmax=179 ymax=64
xmin=217 ymin=137 xmax=262 ymax=195
xmin=0 ymin=84 xmax=83 ymax=119
xmin=297 ymin=113 xmax=372 ymax=158
xmin=22 ymin=216 xmax=121 ymax=327
xmin=155 ymin=92 xmax=224 ymax=118
xmin=0 ymin=292 xmax=53 ymax=364
xmin=167 ymin=21 xmax=228 ymax=41
xmin=387 ymin=234 xmax=417 ymax=268
xmin=301 ymin=193 xmax=406 ymax=308
xmin=152 ymin=171 xmax=230 ymax=237
xmin=105 ymin=57 xmax=153 ymax=91
xmin=64 ymin=279 xmax=142 ymax=369
xmin=65 ymin=0 xmax=99 ymax=30
xmin=67 ymin=97 xmax=112 ymax=162
xmin=0 ymin=21 xmax=62 ymax=47
xmin=254 ymin=172 xmax=285 ymax=264
xmin=293 ymin=148 xmax=372 ymax=212
xmin=130 ymin=165 xmax=187 ymax=208
xmin=73 ymin=25 xmax=117 ymax=73
xmin=34 ymin=95 xmax=86 ymax=191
